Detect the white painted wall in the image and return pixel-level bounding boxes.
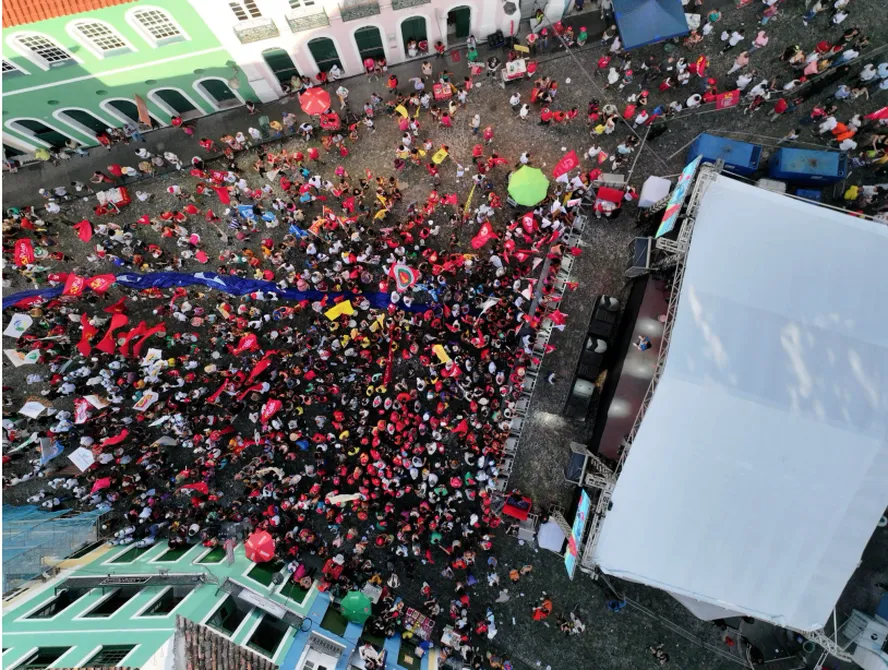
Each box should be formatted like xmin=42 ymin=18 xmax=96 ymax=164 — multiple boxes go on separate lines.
xmin=142 ymin=635 xmax=177 ymax=670
xmin=187 ymin=0 xmax=515 ymax=103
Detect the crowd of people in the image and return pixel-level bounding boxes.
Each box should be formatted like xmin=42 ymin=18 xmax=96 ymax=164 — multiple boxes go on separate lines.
xmin=4 ymin=0 xmax=888 ymax=666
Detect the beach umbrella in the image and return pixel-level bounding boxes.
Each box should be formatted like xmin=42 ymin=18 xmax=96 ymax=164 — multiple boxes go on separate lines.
xmin=508 ymin=166 xmax=550 ymax=206
xmin=300 ymin=88 xmax=331 ymax=116
xmin=340 ymin=590 xmax=373 ymax=623
xmin=245 ymin=530 xmax=276 ymax=563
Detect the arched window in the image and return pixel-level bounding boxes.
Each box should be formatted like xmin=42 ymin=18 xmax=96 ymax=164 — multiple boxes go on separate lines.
xmin=2 ymin=59 xmax=28 ymax=76
xmin=128 ymin=7 xmax=187 ymax=46
xmin=71 ymin=21 xmax=133 ymax=57
xmin=12 ymin=33 xmax=74 ymax=69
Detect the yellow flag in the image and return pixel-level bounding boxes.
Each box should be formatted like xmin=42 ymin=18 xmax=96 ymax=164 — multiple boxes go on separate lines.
xmin=414 ymin=105 xmax=421 ymax=119
xmin=432 ymin=344 xmax=451 ymax=364
xmin=463 ymin=182 xmax=477 ymax=216
xmin=395 ymin=104 xmax=409 ymax=118
xmin=374 ymin=208 xmax=388 ymax=220
xmin=324 ymin=300 xmax=354 ymax=321
xmin=514 ymin=44 xmax=529 ymax=53
xmin=418 ymin=149 xmax=427 ymax=157
xmin=432 ymin=148 xmax=449 ymax=164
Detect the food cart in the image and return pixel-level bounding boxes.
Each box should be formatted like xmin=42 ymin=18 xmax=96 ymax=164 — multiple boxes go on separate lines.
xmin=96 ymin=187 xmax=131 ymax=208
xmin=500 ymin=58 xmax=527 ymax=87
xmin=433 ymin=82 xmax=453 ymax=101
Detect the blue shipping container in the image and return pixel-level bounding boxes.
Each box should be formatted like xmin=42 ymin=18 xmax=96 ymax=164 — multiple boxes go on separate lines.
xmin=687 ymin=133 xmax=762 ymax=176
xmin=768 ymin=148 xmax=847 ymax=185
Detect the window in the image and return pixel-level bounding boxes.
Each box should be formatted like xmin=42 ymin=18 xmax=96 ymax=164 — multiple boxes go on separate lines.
xmin=15 ymin=34 xmax=72 ymax=67
xmin=74 ymin=21 xmax=130 ymax=54
xmin=82 ymin=589 xmax=139 ymax=617
xmin=24 ymin=590 xmax=86 ymax=619
xmin=139 ymin=586 xmax=192 ymax=616
xmin=289 ymin=0 xmax=316 ymax=7
xmin=83 ymin=645 xmax=135 ymax=665
xmin=131 ymin=8 xmax=183 ymax=45
xmin=12 ymin=647 xmax=70 ymax=669
xmin=247 ymin=613 xmax=289 ymax=658
xmin=2 ymin=60 xmax=19 ymax=73
xmin=207 ymin=597 xmax=250 ymax=636
xmin=230 ymin=0 xmax=262 ymax=20
xmin=110 ymin=545 xmax=150 ymax=563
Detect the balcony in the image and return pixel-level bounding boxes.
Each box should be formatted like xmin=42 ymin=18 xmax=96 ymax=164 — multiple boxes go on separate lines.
xmin=233 ymin=17 xmax=280 ymax=44
xmin=286 ymin=6 xmax=330 ymax=32
xmin=339 ymin=0 xmax=380 ymax=21
xmin=392 ymin=0 xmax=431 ymax=9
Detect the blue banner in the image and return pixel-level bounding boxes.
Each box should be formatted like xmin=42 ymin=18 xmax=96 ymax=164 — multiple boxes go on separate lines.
xmin=3 ymin=271 xmax=426 ymax=313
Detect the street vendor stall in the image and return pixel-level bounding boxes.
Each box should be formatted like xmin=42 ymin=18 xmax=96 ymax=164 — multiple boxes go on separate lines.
xmin=96 ymin=187 xmax=131 ymax=208
xmin=501 ymin=58 xmax=527 ymax=85
xmin=433 ymin=82 xmax=453 ymax=101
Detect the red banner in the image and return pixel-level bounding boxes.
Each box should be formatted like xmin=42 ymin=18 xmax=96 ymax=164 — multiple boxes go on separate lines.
xmin=14 ymin=239 xmax=34 ymax=266
xmin=552 ymin=150 xmax=580 ymax=178
xmin=716 ymin=90 xmax=741 ymax=110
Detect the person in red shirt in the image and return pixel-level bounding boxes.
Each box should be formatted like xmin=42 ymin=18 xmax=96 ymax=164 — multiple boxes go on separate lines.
xmin=199 ymin=138 xmax=216 ymax=152
xmin=539 ymin=107 xmax=553 ymax=125
xmin=769 ymin=97 xmax=789 ymax=122
xmin=106 ymin=164 xmax=123 ymax=180
xmin=307 ymin=147 xmax=323 ymax=164
xmin=482 ymin=126 xmax=494 ymax=144
xmin=553 ymin=110 xmax=566 ymax=124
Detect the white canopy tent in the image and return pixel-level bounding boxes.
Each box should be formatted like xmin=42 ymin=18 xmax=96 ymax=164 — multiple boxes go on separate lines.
xmin=593 ymin=175 xmax=888 ymax=632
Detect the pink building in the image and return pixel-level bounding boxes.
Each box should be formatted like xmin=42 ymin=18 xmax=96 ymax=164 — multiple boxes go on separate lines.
xmin=189 ymin=0 xmax=527 ymax=103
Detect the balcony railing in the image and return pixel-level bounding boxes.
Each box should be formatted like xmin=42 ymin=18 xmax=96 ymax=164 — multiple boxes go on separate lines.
xmin=339 ymin=0 xmax=380 ymax=21
xmin=233 ymin=17 xmax=280 ymax=44
xmin=286 ymin=7 xmax=330 ymax=32
xmin=392 ymin=0 xmax=431 ymax=9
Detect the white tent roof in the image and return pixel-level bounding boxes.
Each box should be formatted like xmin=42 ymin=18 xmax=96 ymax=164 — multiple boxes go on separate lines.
xmin=593 ymin=174 xmax=888 ymax=632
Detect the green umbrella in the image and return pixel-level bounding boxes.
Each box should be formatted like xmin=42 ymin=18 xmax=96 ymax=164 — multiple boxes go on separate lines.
xmin=340 ymin=590 xmax=373 ymax=623
xmin=508 ymin=166 xmax=550 ymax=206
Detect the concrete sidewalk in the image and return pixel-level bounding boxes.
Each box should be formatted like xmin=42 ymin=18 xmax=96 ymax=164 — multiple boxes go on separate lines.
xmin=3 ymin=15 xmax=602 ymax=210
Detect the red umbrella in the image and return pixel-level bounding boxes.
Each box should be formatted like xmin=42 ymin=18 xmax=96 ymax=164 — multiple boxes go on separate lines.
xmin=245 ymin=530 xmax=276 ymax=563
xmin=300 ymin=88 xmax=331 ymax=116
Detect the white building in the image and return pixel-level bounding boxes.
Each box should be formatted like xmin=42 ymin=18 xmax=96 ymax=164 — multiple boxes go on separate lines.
xmin=188 ymin=0 xmax=527 ymax=103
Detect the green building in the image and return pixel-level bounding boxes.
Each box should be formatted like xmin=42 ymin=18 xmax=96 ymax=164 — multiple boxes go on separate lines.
xmin=1 ymin=0 xmax=257 ymax=160
xmin=2 ymin=540 xmax=315 ymax=669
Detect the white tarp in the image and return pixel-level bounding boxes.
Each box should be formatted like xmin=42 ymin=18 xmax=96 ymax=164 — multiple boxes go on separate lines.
xmin=593 ymin=175 xmax=888 ymax=632
xmin=538 ymin=520 xmax=567 ymax=553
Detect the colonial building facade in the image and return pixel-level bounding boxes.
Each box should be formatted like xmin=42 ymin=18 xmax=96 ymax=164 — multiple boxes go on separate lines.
xmin=186 ymin=0 xmax=522 ymax=103
xmin=2 ymin=0 xmax=259 ymax=158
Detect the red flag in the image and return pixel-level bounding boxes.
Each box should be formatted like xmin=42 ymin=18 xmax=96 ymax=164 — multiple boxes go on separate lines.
xmin=260 ymin=399 xmax=282 ymax=423
xmin=470 ymin=221 xmax=497 ymax=250
xmin=552 ymin=150 xmax=580 ymax=178
xmin=546 ymin=309 xmax=568 ymax=326
xmin=95 ymin=314 xmax=129 ymax=354
xmin=236 ymin=383 xmax=265 ymax=402
xmin=247 ymin=354 xmax=273 ymax=383
xmin=88 ymin=274 xmax=115 ymax=294
xmin=99 ymin=428 xmax=129 ymax=448
xmin=73 ymin=219 xmax=93 ymax=243
xmin=14 ymin=239 xmax=34 ymax=266
xmin=63 ymin=274 xmax=86 ymax=297
xmin=119 ymin=321 xmax=147 ymax=357
xmin=443 ymin=193 xmax=459 ymax=206
xmin=91 ymin=477 xmax=112 ymax=493
xmin=78 ymin=313 xmax=99 ymax=357
xmin=521 ymin=213 xmax=536 ymax=233
xmin=214 ymin=186 xmax=231 ymax=205
xmin=207 ymin=380 xmax=229 ymax=404
xmin=103 ymin=296 xmax=128 ymax=313
xmin=716 ymin=90 xmax=741 ymax=110
xmin=132 ymin=322 xmax=165 ymax=358
xmin=231 ymin=334 xmax=259 ymax=356
xmin=341 ymin=196 xmax=355 ymax=213
xmin=180 ymin=482 xmax=209 ymax=496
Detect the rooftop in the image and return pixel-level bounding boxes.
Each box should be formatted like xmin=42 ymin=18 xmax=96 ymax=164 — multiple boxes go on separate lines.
xmin=2 ymin=0 xmax=136 ymax=28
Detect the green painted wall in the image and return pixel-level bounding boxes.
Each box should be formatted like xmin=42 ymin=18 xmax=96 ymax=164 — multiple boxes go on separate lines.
xmin=1 ymin=0 xmax=256 ymax=149
xmin=2 ymin=541 xmax=317 ymax=669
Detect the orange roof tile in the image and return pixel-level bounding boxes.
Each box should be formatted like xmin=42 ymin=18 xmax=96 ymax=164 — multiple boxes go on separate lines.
xmin=3 ymin=0 xmax=138 ymax=29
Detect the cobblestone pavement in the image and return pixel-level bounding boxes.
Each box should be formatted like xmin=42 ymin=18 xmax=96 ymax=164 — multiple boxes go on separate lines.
xmin=4 ymin=2 xmax=887 ymax=668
